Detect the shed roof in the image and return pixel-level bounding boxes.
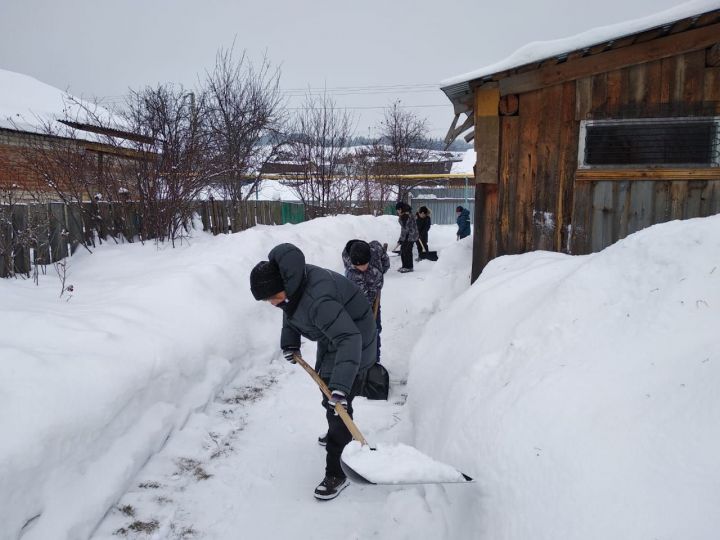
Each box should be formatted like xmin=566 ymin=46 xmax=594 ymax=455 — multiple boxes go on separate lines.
xmin=441 ymin=0 xmax=720 ymax=112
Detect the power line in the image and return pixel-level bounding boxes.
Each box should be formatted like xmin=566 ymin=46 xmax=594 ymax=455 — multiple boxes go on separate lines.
xmin=92 ymin=82 xmax=444 ymax=103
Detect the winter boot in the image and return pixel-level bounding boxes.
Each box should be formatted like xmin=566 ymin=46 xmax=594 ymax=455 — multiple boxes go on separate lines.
xmin=318 ymin=433 xmax=328 ymax=446
xmin=398 ymin=267 xmax=414 ymax=273
xmin=314 ymin=474 xmax=349 ymax=500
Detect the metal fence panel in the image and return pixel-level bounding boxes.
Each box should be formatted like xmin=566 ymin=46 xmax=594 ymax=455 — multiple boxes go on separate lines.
xmin=409 ymin=197 xmax=475 ymax=225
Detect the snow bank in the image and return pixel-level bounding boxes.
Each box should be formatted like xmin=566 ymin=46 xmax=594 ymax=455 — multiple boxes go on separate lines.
xmin=0 ymin=215 xmax=397 ymax=540
xmin=409 ymin=215 xmax=720 ymax=539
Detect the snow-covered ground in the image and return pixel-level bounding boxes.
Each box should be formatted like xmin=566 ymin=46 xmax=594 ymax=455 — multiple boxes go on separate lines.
xmin=1 ymin=213 xmax=719 ymax=540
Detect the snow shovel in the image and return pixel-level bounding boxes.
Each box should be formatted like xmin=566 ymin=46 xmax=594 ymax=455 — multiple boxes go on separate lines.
xmin=293 ymin=353 xmax=474 ymax=485
xmin=418 ymin=239 xmax=438 ymax=262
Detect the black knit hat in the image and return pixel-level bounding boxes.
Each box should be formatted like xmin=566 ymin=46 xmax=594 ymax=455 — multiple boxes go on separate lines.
xmin=456 ymin=205 xmax=464 ymax=212
xmin=250 ymin=260 xmax=285 ymax=300
xmin=349 ymin=241 xmax=371 ymax=265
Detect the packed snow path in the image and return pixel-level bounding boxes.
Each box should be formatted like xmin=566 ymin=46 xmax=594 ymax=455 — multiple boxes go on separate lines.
xmin=91 ymin=225 xmax=472 ymax=539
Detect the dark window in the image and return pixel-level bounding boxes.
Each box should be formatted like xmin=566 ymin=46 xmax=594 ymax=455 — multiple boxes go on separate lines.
xmin=584 ymin=119 xmax=718 ymax=166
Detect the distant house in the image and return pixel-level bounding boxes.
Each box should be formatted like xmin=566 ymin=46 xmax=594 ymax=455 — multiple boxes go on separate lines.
xmin=441 ymin=4 xmax=720 ymax=280
xmin=0 ymin=68 xmax=148 ymax=201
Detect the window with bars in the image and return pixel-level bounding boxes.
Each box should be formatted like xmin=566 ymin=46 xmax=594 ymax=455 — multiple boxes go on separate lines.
xmin=579 ymin=118 xmax=720 ymax=168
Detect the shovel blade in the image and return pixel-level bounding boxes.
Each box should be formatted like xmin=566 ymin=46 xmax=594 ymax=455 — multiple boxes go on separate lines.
xmin=340 ymin=441 xmax=474 ymax=485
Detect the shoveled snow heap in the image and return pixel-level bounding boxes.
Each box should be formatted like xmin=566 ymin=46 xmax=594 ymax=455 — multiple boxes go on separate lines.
xmin=409 ymin=214 xmax=720 ymax=540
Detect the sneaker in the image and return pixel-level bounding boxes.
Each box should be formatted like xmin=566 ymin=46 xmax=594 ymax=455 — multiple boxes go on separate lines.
xmin=314 ymin=475 xmax=349 ymax=500
xmin=318 ymin=433 xmax=328 ymax=446
xmin=398 ymin=267 xmax=414 ymax=273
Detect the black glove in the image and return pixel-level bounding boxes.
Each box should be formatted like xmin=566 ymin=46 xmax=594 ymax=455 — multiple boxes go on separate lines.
xmin=327 ymin=390 xmax=347 ymax=413
xmin=282 ymin=348 xmax=299 ymax=364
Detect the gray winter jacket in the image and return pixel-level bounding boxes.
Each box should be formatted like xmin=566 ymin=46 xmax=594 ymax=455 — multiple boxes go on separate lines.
xmin=341 ymin=240 xmax=390 ymax=305
xmin=269 ymin=243 xmax=377 ymax=394
xmin=398 ymin=212 xmax=419 ymax=242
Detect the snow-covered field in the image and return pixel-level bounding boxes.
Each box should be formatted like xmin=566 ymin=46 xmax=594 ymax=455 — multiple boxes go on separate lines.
xmin=1 ymin=213 xmax=719 ymax=540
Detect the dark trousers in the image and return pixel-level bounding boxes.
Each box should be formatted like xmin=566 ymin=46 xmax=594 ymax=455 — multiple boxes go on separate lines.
xmin=321 ymin=375 xmax=363 ymax=478
xmin=400 ymin=240 xmax=414 ymax=269
xmin=416 ymin=233 xmax=429 ymax=254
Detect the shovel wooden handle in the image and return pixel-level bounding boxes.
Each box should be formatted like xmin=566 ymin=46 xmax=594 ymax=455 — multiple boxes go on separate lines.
xmin=292 ymin=353 xmax=369 ymax=446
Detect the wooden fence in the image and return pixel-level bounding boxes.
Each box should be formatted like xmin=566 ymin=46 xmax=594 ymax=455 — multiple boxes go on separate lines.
xmin=0 ymin=200 xmax=304 ymax=278
xmin=198 ymin=200 xmax=304 ymax=234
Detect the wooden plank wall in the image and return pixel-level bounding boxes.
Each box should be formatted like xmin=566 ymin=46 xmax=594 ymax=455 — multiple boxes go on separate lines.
xmin=481 ymin=46 xmax=720 ymax=268
xmin=576 ymin=179 xmax=720 ymax=254
xmin=495 ymin=81 xmax=580 ymax=258
xmin=570 ymin=48 xmax=720 ymax=254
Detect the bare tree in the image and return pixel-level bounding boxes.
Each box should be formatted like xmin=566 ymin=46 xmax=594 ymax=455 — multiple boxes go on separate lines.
xmin=204 ymin=47 xmax=285 ymax=204
xmin=119 ymin=84 xmax=213 ymax=245
xmin=374 ymin=100 xmax=431 ymax=203
xmin=286 ymin=92 xmax=355 ymax=217
xmin=349 ymin=146 xmax=394 ymax=215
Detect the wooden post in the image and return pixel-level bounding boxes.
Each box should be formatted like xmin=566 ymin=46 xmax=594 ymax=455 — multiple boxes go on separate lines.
xmin=474 ymin=85 xmax=501 ymax=185
xmin=471 ymin=84 xmax=501 ymax=279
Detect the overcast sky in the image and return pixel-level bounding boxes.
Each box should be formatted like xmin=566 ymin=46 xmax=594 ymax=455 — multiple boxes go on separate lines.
xmin=0 ymin=0 xmax=684 ymax=139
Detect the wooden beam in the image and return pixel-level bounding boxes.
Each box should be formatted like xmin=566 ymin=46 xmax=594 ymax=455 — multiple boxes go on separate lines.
xmin=576 ymin=168 xmax=720 ymax=181
xmin=499 ymin=22 xmax=720 ymax=96
xmin=444 ymin=113 xmax=475 ymax=147
xmin=474 ymin=86 xmax=500 ymax=184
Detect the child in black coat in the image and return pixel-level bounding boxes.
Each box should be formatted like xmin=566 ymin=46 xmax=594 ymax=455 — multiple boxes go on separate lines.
xmin=415 ymin=206 xmax=431 ymax=258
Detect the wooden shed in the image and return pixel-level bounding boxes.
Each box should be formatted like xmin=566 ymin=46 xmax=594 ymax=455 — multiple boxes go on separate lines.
xmin=441 ymin=5 xmax=720 ymax=281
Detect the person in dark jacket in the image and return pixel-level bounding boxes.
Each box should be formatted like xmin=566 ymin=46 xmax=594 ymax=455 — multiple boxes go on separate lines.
xmin=415 ymin=206 xmax=431 ymax=258
xmin=250 ymin=243 xmax=376 ymax=501
xmin=395 ymin=201 xmax=419 ymax=272
xmin=456 ymin=205 xmax=471 ymax=240
xmin=342 ymin=239 xmax=390 ymax=362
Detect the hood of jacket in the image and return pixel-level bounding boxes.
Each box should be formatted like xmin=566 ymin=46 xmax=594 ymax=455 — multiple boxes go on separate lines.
xmin=268 ymin=243 xmax=306 ymax=298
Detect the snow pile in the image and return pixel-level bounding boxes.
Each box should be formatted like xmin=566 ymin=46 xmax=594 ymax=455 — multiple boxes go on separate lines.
xmin=450 ymin=148 xmax=476 ymax=175
xmin=409 ymin=215 xmax=720 ymax=539
xmin=0 ymin=215 xmax=399 ymax=540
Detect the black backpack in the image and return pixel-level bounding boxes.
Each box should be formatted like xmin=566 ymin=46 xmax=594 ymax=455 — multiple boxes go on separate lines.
xmin=361 ymin=363 xmax=389 ymax=400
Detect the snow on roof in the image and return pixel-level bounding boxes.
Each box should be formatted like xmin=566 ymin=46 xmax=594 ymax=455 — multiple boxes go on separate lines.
xmin=441 ymin=0 xmax=720 ymax=87
xmin=0 ymin=67 xmax=116 ymax=139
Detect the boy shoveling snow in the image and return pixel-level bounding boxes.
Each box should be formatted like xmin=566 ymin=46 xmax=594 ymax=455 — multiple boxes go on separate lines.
xmin=250 ymin=243 xmax=376 ymax=500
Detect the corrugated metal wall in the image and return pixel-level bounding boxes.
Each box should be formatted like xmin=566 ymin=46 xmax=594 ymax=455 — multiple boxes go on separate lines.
xmin=409 ymin=187 xmax=475 ymax=225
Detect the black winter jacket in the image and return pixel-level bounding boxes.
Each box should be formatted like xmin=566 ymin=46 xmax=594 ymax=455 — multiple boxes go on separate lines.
xmin=269 ymin=243 xmax=377 ymax=394
xmin=416 ymin=214 xmax=431 ymax=241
